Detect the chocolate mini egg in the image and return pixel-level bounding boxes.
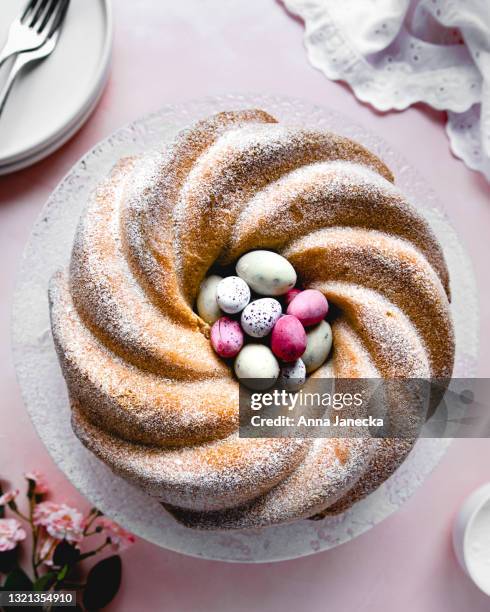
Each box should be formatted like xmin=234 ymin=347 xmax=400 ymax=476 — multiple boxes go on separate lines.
xmin=216 ymin=276 xmax=251 ymax=314
xmin=279 ymin=359 xmax=306 ymax=391
xmin=236 ymin=250 xmax=297 ymax=296
xmin=287 ymin=289 xmax=329 ymax=327
xmin=271 ymin=315 xmax=307 ymax=363
xmin=241 ymin=298 xmax=282 ymax=338
xmin=302 ymin=320 xmax=333 ymax=374
xmin=210 ymin=317 xmax=244 ymax=358
xmin=196 ymin=274 xmax=223 ymax=324
xmin=234 ymin=344 xmax=280 ymax=390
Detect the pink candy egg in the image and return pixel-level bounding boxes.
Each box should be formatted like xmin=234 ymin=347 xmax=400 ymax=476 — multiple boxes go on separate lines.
xmin=287 ymin=289 xmax=328 ymax=327
xmin=285 ymin=288 xmax=301 ymax=306
xmin=271 ymin=315 xmax=307 ymax=362
xmin=210 ymin=317 xmax=244 ymax=358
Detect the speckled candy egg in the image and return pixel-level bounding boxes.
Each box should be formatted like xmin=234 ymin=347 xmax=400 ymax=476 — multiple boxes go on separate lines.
xmin=196 ymin=274 xmax=223 ymax=324
xmin=210 ymin=317 xmax=244 ymax=358
xmin=279 ymin=359 xmax=306 ymax=391
xmin=271 ymin=315 xmax=307 ymax=363
xmin=287 ymin=289 xmax=329 ymax=327
xmin=234 ymin=344 xmax=280 ymax=390
xmin=302 ymin=320 xmax=333 ymax=374
xmin=216 ymin=276 xmax=251 ymax=314
xmin=241 ymin=298 xmax=282 ymax=338
xmin=236 ymin=250 xmax=297 ymax=296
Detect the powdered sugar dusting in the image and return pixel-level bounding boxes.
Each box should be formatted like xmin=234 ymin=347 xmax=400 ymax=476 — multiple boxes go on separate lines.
xmin=48 ymin=107 xmax=455 ymax=531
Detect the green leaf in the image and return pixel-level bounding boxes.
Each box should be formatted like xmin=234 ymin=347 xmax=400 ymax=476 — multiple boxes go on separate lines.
xmin=82 ymin=555 xmax=121 ymax=610
xmin=53 ymin=541 xmax=80 ymax=567
xmin=57 ymin=565 xmax=69 ymax=582
xmin=33 ymin=571 xmax=57 ymax=591
xmin=0 ymin=549 xmax=18 ymax=574
xmin=3 ymin=567 xmax=33 ymax=590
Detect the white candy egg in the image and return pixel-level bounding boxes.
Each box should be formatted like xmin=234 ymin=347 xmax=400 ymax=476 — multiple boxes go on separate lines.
xmin=279 ymin=359 xmax=306 ymax=391
xmin=241 ymin=298 xmax=282 ymax=338
xmin=302 ymin=320 xmax=333 ymax=374
xmin=236 ymin=250 xmax=297 ymax=296
xmin=196 ymin=275 xmax=223 ymax=324
xmin=234 ymin=344 xmax=280 ymax=390
xmin=216 ymin=276 xmax=251 ymax=314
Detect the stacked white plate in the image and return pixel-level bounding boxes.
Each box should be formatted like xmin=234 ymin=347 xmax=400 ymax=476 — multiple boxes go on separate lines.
xmin=0 ymin=0 xmax=112 ymax=175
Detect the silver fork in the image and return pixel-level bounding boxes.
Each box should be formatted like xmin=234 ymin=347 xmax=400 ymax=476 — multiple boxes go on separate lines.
xmin=0 ymin=0 xmax=69 ymax=116
xmin=0 ymin=0 xmax=64 ymax=69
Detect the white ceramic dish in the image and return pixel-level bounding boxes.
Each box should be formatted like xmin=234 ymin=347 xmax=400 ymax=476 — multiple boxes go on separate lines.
xmin=11 ymin=94 xmax=479 ymax=562
xmin=0 ymin=0 xmax=112 ymax=174
xmin=453 ymin=483 xmax=490 ymax=596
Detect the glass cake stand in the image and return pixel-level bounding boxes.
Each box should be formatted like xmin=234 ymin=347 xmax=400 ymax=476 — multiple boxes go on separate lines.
xmin=11 ymin=94 xmax=479 ymax=562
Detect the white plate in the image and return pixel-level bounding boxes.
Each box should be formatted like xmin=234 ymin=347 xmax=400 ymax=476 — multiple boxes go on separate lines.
xmin=11 ymin=94 xmax=479 ymax=562
xmin=0 ymin=0 xmax=112 ymax=172
xmin=0 ymin=80 xmax=105 ymax=175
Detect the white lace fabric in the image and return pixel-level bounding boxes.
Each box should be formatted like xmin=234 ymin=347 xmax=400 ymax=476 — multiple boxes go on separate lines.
xmin=284 ymin=0 xmax=490 ymax=181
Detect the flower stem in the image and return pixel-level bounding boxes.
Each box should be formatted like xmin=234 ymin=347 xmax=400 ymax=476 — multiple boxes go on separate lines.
xmin=9 ymin=506 xmax=30 ymax=522
xmin=28 ymin=493 xmax=39 ymax=579
xmin=82 ymin=508 xmax=102 ymax=536
xmin=78 ymin=539 xmax=110 ymax=561
xmin=34 ymin=537 xmax=57 ymax=569
xmin=83 ymin=529 xmax=100 ymax=537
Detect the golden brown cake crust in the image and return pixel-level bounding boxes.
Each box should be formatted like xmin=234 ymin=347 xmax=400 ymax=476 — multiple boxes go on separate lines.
xmin=49 ymin=109 xmax=454 ymax=530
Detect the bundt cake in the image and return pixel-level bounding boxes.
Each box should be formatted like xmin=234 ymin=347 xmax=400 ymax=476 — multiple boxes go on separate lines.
xmin=49 ymin=109 xmax=454 ymax=530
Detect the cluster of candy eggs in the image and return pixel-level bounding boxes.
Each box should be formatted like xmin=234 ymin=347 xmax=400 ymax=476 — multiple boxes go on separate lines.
xmin=196 ymin=250 xmax=332 ymax=391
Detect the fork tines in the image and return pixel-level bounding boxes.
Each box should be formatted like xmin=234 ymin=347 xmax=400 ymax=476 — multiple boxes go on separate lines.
xmin=22 ymin=0 xmax=69 ymax=36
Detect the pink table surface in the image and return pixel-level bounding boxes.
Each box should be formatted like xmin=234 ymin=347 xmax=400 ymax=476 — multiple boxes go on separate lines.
xmin=1 ymin=1 xmax=490 ymax=610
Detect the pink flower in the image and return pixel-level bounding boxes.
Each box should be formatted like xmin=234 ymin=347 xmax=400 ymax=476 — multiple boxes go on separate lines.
xmin=33 ymin=501 xmax=62 ymax=526
xmin=24 ymin=472 xmax=49 ymax=495
xmin=0 ymin=518 xmax=26 ymax=552
xmin=37 ymin=534 xmax=59 ymax=567
xmin=98 ymin=518 xmax=135 ymax=552
xmin=0 ymin=489 xmax=19 ymax=505
xmin=33 ymin=502 xmax=84 ymax=543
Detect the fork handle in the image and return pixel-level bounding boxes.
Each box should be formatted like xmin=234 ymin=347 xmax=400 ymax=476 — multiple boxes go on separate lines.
xmin=0 ymin=46 xmax=16 ymax=71
xmin=0 ymin=55 xmax=24 ymax=116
